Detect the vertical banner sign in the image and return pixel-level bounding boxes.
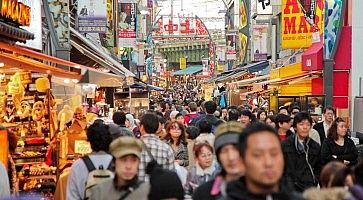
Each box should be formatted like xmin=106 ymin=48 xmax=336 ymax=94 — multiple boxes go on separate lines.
xmin=78 ymin=0 xmax=107 ymax=33
xmin=118 ymin=0 xmax=137 ymax=48
xmin=105 ymin=0 xmax=115 ymax=50
xmin=180 ymin=58 xmax=187 ymax=69
xmin=17 ymin=0 xmax=42 ymax=50
xmin=257 ymin=0 xmax=273 ymax=15
xmin=239 ymin=0 xmax=249 ymax=65
xmin=324 ymin=0 xmax=343 ymax=59
xmin=281 ymin=0 xmax=324 ymax=49
xmin=48 ymin=0 xmax=71 ymax=49
xmin=226 ymin=34 xmax=237 ymax=60
xmin=253 ymin=24 xmax=269 ymax=61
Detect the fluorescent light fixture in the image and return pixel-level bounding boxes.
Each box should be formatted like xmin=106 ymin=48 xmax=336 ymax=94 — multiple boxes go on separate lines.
xmin=74 ymin=65 xmax=81 ymax=69
xmin=0 ymin=63 xmax=4 ymax=67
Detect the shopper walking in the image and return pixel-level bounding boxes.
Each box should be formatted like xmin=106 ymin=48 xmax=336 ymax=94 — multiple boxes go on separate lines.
xmin=313 ymin=106 xmax=335 ymax=145
xmin=165 ymin=121 xmax=189 ymax=167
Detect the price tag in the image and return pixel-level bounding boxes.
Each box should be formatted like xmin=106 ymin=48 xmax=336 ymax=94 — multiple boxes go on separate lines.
xmin=74 ymin=140 xmax=92 ymax=155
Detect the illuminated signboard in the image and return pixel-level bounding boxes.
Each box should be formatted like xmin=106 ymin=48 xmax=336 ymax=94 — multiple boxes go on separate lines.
xmin=0 ymin=0 xmax=31 ymax=26
xmin=281 ymin=0 xmax=324 ymax=49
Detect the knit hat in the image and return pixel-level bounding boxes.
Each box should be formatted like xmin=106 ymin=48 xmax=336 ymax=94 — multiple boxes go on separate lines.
xmin=214 ymin=121 xmax=245 ymax=154
xmin=148 ymin=167 xmax=184 ymax=200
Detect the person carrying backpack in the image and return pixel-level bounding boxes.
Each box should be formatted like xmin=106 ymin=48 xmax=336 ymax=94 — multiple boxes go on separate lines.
xmin=67 ymin=122 xmax=113 ymax=200
xmin=195 ymin=101 xmax=224 ymax=133
xmin=90 ymin=137 xmax=149 ymax=200
xmin=184 ymin=102 xmax=200 ymax=126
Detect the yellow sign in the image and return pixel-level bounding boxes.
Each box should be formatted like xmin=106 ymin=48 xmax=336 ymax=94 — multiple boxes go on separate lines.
xmin=180 ymin=57 xmax=186 ymax=69
xmin=74 ymin=140 xmax=92 ymax=155
xmin=217 ymin=64 xmax=224 ymax=72
xmin=281 ymin=0 xmax=324 ymax=49
xmin=1 ymin=0 xmax=31 ymax=26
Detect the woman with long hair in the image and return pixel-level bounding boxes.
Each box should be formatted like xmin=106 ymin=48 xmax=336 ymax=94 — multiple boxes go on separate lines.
xmin=165 ymin=122 xmax=189 ymax=167
xmin=321 ymin=117 xmax=358 ymax=166
xmin=257 ymin=110 xmax=267 ymax=122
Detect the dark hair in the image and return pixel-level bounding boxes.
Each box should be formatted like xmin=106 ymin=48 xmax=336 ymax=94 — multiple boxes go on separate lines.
xmin=193 ymin=142 xmax=214 ymax=158
xmin=240 ymin=109 xmax=257 ymax=123
xmin=198 ymin=119 xmax=212 ymax=133
xmin=112 ymin=111 xmax=127 ymax=125
xmin=292 ymin=112 xmax=313 ymax=128
xmin=228 ymin=109 xmax=240 ymax=121
xmin=165 ymin=122 xmax=187 ymax=145
xmin=320 ymin=161 xmax=350 ymax=188
xmin=266 ymin=115 xmax=276 ymax=124
xmin=268 ymin=110 xmax=275 ymax=115
xmin=327 ymin=117 xmax=346 ymax=141
xmin=140 ymin=113 xmax=160 ymax=134
xmin=257 ymin=110 xmax=267 ymax=121
xmin=204 ymin=101 xmax=217 ymax=114
xmin=157 ymin=115 xmax=167 ymax=125
xmin=8 ymin=130 xmax=18 ymax=153
xmin=239 ymin=122 xmax=279 ymax=158
xmin=354 ymin=161 xmax=363 ymax=186
xmin=278 ymin=106 xmax=289 ymax=114
xmin=323 ymin=106 xmax=335 ymax=114
xmin=274 ymin=114 xmax=291 ymax=129
xmin=186 ymin=126 xmax=200 ymax=140
xmin=87 ymin=123 xmax=112 ymax=152
xmin=228 ymin=105 xmax=238 ymax=110
xmin=175 ymin=113 xmax=184 ymax=119
xmin=252 ymin=108 xmax=259 ymax=113
xmin=188 ymin=102 xmax=198 ymax=112
xmin=291 ymin=106 xmax=300 ymax=113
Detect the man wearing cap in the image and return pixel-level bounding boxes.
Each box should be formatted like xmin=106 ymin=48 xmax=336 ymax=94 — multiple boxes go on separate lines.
xmin=90 ymin=137 xmax=149 ymax=200
xmin=193 ymin=121 xmax=245 ymax=199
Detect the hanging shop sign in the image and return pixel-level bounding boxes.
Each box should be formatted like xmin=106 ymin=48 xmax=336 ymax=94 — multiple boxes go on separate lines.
xmin=16 ymin=0 xmax=42 ymax=50
xmin=281 ymin=0 xmax=324 ymax=49
xmin=118 ymin=0 xmax=137 ymax=48
xmin=77 ymin=0 xmax=107 ymax=33
xmin=180 ymin=57 xmax=187 ymax=70
xmin=226 ymin=33 xmax=237 ymax=60
xmin=253 ymin=24 xmax=269 ymax=61
xmin=0 ymin=0 xmax=31 ymax=26
xmin=324 ymin=0 xmax=344 ymax=59
xmin=239 ymin=0 xmax=249 ymax=65
xmin=257 ymin=0 xmax=272 ymax=15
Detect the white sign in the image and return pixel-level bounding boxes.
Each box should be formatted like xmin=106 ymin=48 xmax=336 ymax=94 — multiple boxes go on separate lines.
xmin=74 ymin=140 xmax=92 ymax=155
xmin=16 ymin=0 xmax=42 ymax=50
xmin=78 ymin=0 xmax=107 ymax=33
xmin=257 ymin=0 xmax=273 ymax=15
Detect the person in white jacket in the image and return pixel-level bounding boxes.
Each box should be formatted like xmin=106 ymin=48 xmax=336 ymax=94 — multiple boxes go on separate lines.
xmin=0 ymin=162 xmax=10 ymax=199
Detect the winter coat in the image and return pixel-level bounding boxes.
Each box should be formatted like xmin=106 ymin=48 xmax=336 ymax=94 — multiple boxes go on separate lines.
xmin=193 ymin=175 xmax=228 ymax=200
xmin=226 ymin=177 xmax=304 ymax=200
xmin=281 ymin=134 xmax=321 ymax=192
xmin=321 ymin=137 xmax=358 ymax=166
xmin=184 ymin=163 xmax=218 ymax=196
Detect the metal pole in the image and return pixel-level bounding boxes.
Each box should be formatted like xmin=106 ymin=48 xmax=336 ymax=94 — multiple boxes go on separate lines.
xmin=323 ymin=59 xmax=334 ymax=106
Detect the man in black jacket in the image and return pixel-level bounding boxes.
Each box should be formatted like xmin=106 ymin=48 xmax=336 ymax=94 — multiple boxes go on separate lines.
xmin=313 ymin=106 xmax=335 ymax=145
xmin=196 ymin=101 xmax=224 ymax=133
xmin=227 ymin=123 xmax=303 ymax=200
xmin=282 ymin=112 xmax=321 ymax=192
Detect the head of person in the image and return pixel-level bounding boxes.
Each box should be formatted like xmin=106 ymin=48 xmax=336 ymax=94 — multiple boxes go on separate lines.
xmin=204 ymin=101 xmax=217 ymax=115
xmin=87 ymin=122 xmax=113 ymax=152
xmin=327 ymin=117 xmax=347 ymax=141
xmin=186 ymin=126 xmax=200 ymax=140
xmin=110 ymin=137 xmax=143 ymax=182
xmin=268 ymin=110 xmax=275 ymax=116
xmin=320 ymin=161 xmax=354 ymax=188
xmin=113 ymin=111 xmax=127 ymax=126
xmin=228 ymin=108 xmax=240 ymax=121
xmin=198 ymin=118 xmax=212 ymax=134
xmin=278 ymin=106 xmax=289 ymax=116
xmin=274 ymin=114 xmax=291 ymax=132
xmin=221 ymin=108 xmax=228 ymax=118
xmin=265 ymin=115 xmax=276 ymax=128
xmin=290 ymin=106 xmax=300 ymax=118
xmin=239 ymin=122 xmax=284 ymax=193
xmin=188 ymin=102 xmax=198 ymax=112
xmin=140 ymin=113 xmax=159 ymax=135
xmin=257 ymin=110 xmax=267 ymax=122
xmin=310 ymin=97 xmax=319 ymax=106
xmin=175 ymin=113 xmax=185 ymax=125
xmin=194 ymin=142 xmax=214 ymax=169
xmin=240 ymin=109 xmax=256 ymax=126
xmin=169 ymin=111 xmax=179 ymax=122
xmin=293 ymin=112 xmax=313 ymax=140
xmin=165 ymin=121 xmax=187 ymax=145
xmin=214 ymin=121 xmax=245 ymax=179
xmin=323 ymin=106 xmax=335 ymax=124
xmin=156 ymin=115 xmax=167 ymax=136
xmin=125 ymin=114 xmax=135 ymax=129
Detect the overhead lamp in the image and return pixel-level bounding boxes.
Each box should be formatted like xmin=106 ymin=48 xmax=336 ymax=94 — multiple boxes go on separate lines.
xmin=64 ymin=79 xmax=70 ymax=84
xmin=71 ymin=79 xmax=79 ymax=83
xmin=0 ymin=63 xmax=4 ymax=67
xmin=74 ymin=65 xmax=81 ymax=69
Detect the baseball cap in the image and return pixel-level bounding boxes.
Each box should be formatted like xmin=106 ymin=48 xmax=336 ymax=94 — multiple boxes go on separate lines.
xmin=214 ymin=121 xmax=245 ymax=154
xmin=109 ymin=136 xmax=143 ymax=159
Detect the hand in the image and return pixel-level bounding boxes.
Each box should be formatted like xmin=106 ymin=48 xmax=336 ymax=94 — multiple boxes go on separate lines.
xmin=344 ymin=160 xmax=350 ymax=165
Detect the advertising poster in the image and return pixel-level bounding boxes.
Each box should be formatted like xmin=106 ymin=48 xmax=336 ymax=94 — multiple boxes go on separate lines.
xmin=253 ymin=24 xmax=269 ymax=61
xmin=17 ymin=0 xmax=42 ymax=50
xmin=257 ymin=0 xmax=273 ymax=15
xmin=281 ymin=0 xmax=324 ymax=49
xmin=239 ymin=33 xmax=248 ymax=65
xmin=324 ymin=0 xmax=343 ymax=59
xmin=78 ymin=0 xmax=107 ymax=33
xmin=226 ymin=34 xmax=237 ymax=60
xmin=239 ymin=0 xmax=248 ymax=28
xmin=118 ymin=0 xmax=137 ymax=48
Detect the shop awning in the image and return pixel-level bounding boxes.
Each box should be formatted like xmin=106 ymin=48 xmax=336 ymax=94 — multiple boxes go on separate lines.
xmin=260 ymin=71 xmax=322 ymax=85
xmin=230 ymin=74 xmax=270 ymax=86
xmin=70 ymin=27 xmax=134 ymax=77
xmin=240 ymin=61 xmax=270 ymax=73
xmin=0 ymin=21 xmax=34 ymax=43
xmin=302 ymin=42 xmax=323 ymax=71
xmin=0 ymin=42 xmax=81 ymax=79
xmin=130 ymin=82 xmax=165 ymax=91
xmin=79 ymin=68 xmax=124 ymax=87
xmin=172 ymin=65 xmax=203 ymax=76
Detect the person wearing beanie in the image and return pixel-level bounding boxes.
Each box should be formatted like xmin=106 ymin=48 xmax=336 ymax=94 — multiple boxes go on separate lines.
xmin=193 ymin=121 xmax=245 ymax=199
xmin=90 ymin=137 xmax=150 ymax=200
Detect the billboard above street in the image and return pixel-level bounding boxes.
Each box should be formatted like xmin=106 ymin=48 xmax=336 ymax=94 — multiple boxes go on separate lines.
xmin=77 ymin=0 xmax=107 ymax=33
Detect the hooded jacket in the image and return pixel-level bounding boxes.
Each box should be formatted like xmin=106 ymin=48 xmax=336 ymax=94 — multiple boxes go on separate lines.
xmin=281 ymin=134 xmax=321 ymax=192
xmin=226 ymin=177 xmax=304 ymax=200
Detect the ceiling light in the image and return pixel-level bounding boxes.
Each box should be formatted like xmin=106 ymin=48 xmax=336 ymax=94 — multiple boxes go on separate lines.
xmin=74 ymin=65 xmax=81 ymax=69
xmin=71 ymin=79 xmax=79 ymax=83
xmin=0 ymin=63 xmax=4 ymax=67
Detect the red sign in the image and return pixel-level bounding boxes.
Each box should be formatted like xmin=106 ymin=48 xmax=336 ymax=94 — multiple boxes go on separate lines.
xmin=1 ymin=0 xmax=31 ymax=26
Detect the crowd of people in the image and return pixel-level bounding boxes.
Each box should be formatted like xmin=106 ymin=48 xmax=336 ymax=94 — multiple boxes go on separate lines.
xmin=1 ymin=97 xmax=363 ymax=200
